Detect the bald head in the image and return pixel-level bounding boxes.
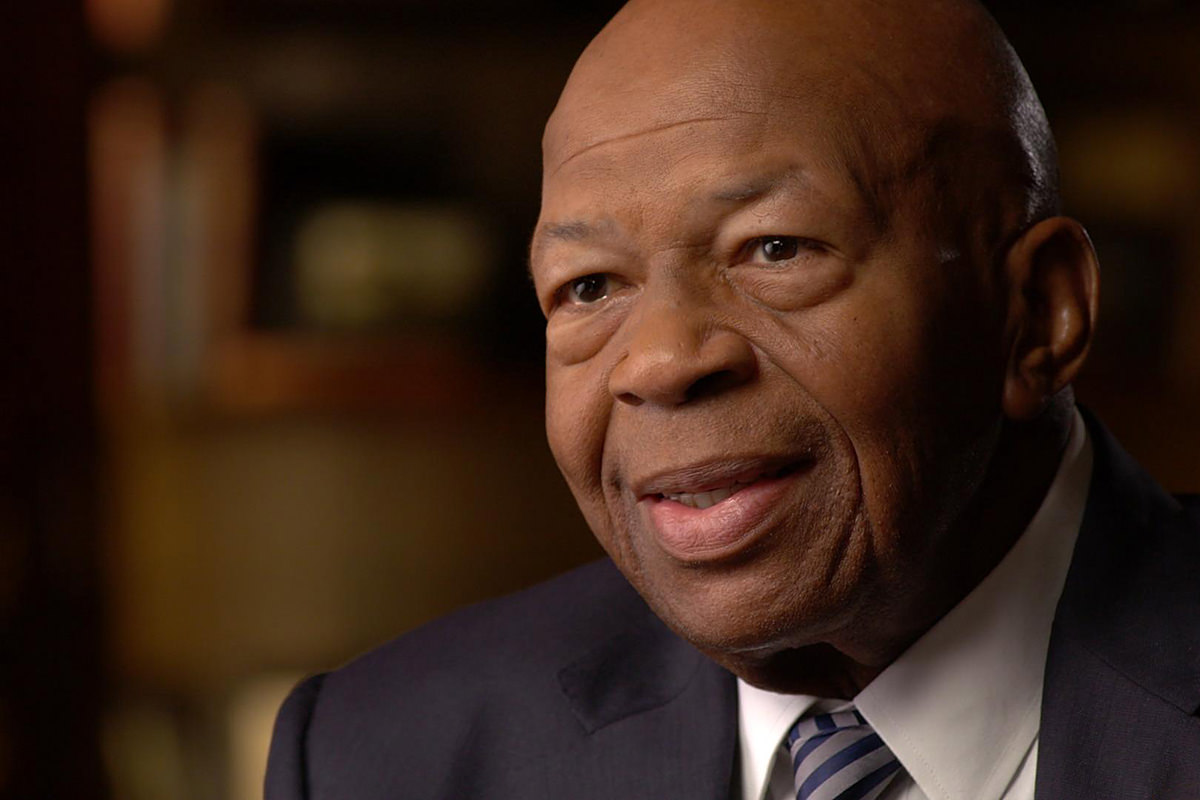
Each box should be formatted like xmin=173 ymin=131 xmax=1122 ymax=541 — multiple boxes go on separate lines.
xmin=545 ymin=0 xmax=1059 ymax=255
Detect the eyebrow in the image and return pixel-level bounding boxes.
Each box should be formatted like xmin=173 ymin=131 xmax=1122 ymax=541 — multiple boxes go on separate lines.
xmin=539 ymin=220 xmax=598 ymax=243
xmin=708 ymin=180 xmax=776 ymax=204
xmin=528 ymin=219 xmax=613 ymax=277
xmin=708 ymin=167 xmax=813 ymax=205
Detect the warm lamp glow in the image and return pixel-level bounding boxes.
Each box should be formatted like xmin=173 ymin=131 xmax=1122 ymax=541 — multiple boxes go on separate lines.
xmin=294 ymin=202 xmax=494 ymax=330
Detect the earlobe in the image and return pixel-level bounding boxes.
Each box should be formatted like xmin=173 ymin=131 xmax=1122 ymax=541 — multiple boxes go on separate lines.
xmin=1001 ymin=217 xmax=1100 ymax=420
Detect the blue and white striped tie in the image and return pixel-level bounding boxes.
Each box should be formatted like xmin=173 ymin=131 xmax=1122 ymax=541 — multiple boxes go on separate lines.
xmin=786 ymin=709 xmax=902 ymax=800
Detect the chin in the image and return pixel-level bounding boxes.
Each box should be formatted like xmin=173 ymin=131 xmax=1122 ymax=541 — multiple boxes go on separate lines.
xmin=594 ymin=463 xmax=882 ymax=667
xmin=627 ymin=550 xmax=867 ymax=663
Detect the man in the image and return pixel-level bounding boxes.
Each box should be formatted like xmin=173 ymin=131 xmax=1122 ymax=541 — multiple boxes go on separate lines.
xmin=265 ymin=1 xmax=1200 ymax=798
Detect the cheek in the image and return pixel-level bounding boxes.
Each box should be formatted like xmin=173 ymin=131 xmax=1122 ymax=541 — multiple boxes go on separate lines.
xmin=758 ymin=287 xmax=946 ymax=522
xmin=765 ymin=278 xmax=998 ymax=548
xmin=775 ymin=271 xmax=945 ymax=426
xmin=545 ymin=359 xmax=614 ymax=524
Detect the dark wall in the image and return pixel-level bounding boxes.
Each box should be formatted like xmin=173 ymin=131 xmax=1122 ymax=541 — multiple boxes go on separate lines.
xmin=0 ymin=1 xmax=106 ymax=798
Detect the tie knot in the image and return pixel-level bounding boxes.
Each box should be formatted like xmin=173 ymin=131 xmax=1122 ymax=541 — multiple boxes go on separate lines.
xmin=785 ymin=709 xmax=902 ymax=800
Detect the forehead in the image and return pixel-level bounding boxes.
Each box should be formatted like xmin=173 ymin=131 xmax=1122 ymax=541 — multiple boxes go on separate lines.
xmin=534 ymin=73 xmax=900 ymax=260
xmin=544 ymin=39 xmax=898 ymax=172
xmin=539 ymin=0 xmax=966 ymax=178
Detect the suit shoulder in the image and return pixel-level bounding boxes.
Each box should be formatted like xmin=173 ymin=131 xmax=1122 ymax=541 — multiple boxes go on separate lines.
xmin=1177 ymin=494 xmax=1200 ymax=524
xmin=307 ymin=559 xmax=643 ymax=733
xmin=277 ymin=559 xmax=654 ymax=798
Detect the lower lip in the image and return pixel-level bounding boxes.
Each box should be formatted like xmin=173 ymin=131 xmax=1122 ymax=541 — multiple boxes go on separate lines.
xmin=641 ymin=470 xmax=802 ymax=562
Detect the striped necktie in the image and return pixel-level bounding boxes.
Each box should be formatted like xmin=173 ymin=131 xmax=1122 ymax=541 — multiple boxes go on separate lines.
xmin=785 ymin=709 xmax=902 ymax=800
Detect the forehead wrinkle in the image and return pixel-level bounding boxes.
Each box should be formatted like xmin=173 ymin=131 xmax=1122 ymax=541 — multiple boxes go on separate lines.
xmin=546 ymin=113 xmax=765 ymax=179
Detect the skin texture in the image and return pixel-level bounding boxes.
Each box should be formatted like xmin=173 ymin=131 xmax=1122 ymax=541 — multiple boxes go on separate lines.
xmin=530 ymin=0 xmax=1099 ymax=697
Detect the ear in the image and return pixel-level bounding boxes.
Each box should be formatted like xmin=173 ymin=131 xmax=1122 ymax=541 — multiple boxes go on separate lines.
xmin=1001 ymin=216 xmax=1100 ymax=421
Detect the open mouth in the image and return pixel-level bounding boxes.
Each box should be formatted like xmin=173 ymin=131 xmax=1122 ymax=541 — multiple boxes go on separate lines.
xmin=656 ymin=464 xmax=801 ymax=510
xmin=638 ymin=458 xmax=811 ymax=562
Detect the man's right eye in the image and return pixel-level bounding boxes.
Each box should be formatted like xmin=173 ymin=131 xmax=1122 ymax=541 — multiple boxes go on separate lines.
xmin=558 ymin=274 xmax=611 ymax=306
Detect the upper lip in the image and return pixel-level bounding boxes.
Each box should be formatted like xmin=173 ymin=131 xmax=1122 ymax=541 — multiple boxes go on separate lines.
xmin=631 ymin=454 xmax=810 ymax=499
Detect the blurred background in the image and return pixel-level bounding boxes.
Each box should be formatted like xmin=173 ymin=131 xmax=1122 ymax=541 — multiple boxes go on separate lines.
xmin=3 ymin=0 xmax=1199 ymax=797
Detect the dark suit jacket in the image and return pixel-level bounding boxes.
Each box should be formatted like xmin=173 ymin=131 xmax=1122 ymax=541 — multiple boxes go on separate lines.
xmin=265 ymin=420 xmax=1200 ymax=799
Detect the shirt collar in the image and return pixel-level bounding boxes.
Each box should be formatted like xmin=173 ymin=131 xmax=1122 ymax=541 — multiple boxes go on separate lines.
xmin=737 ymin=684 xmax=817 ymax=800
xmin=737 ymin=410 xmax=1092 ymax=800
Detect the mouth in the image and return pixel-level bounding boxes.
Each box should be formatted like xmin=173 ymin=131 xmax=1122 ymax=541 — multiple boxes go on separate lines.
xmin=653 ymin=464 xmax=801 ymax=510
xmin=634 ymin=457 xmax=812 ymax=563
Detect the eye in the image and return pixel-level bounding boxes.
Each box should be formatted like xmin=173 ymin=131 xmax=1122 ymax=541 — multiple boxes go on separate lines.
xmin=748 ymin=235 xmax=825 ymax=266
xmin=557 ymin=273 xmax=612 ymax=306
xmin=758 ymin=236 xmax=800 ymax=261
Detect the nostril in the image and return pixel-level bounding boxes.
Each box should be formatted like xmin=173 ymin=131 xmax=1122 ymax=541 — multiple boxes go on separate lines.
xmin=615 ymin=391 xmax=644 ymax=406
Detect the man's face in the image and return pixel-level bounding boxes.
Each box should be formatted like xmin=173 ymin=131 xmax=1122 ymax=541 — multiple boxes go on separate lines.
xmin=530 ymin=33 xmax=1009 ymax=671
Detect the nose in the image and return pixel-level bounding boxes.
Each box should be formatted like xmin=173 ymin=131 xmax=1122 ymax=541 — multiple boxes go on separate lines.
xmin=608 ymin=290 xmax=757 ymax=407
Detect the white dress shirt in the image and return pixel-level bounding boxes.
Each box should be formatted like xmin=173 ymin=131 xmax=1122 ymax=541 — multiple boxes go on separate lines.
xmin=738 ymin=411 xmax=1092 ymax=800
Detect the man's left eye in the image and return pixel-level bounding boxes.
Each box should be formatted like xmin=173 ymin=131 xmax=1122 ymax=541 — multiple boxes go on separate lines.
xmin=557 ymin=273 xmax=612 ymax=306
xmin=750 ymin=236 xmax=802 ymax=263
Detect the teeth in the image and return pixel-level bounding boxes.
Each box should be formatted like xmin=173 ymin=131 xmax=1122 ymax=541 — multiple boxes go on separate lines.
xmin=705 ymin=486 xmax=734 ymax=507
xmin=656 ymin=465 xmax=799 ymax=509
xmin=664 ymin=481 xmax=745 ymax=509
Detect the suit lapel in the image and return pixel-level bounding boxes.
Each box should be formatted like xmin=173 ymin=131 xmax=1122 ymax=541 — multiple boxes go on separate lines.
xmin=555 ymin=609 xmax=739 ymax=800
xmin=1037 ymin=415 xmax=1200 ymax=799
